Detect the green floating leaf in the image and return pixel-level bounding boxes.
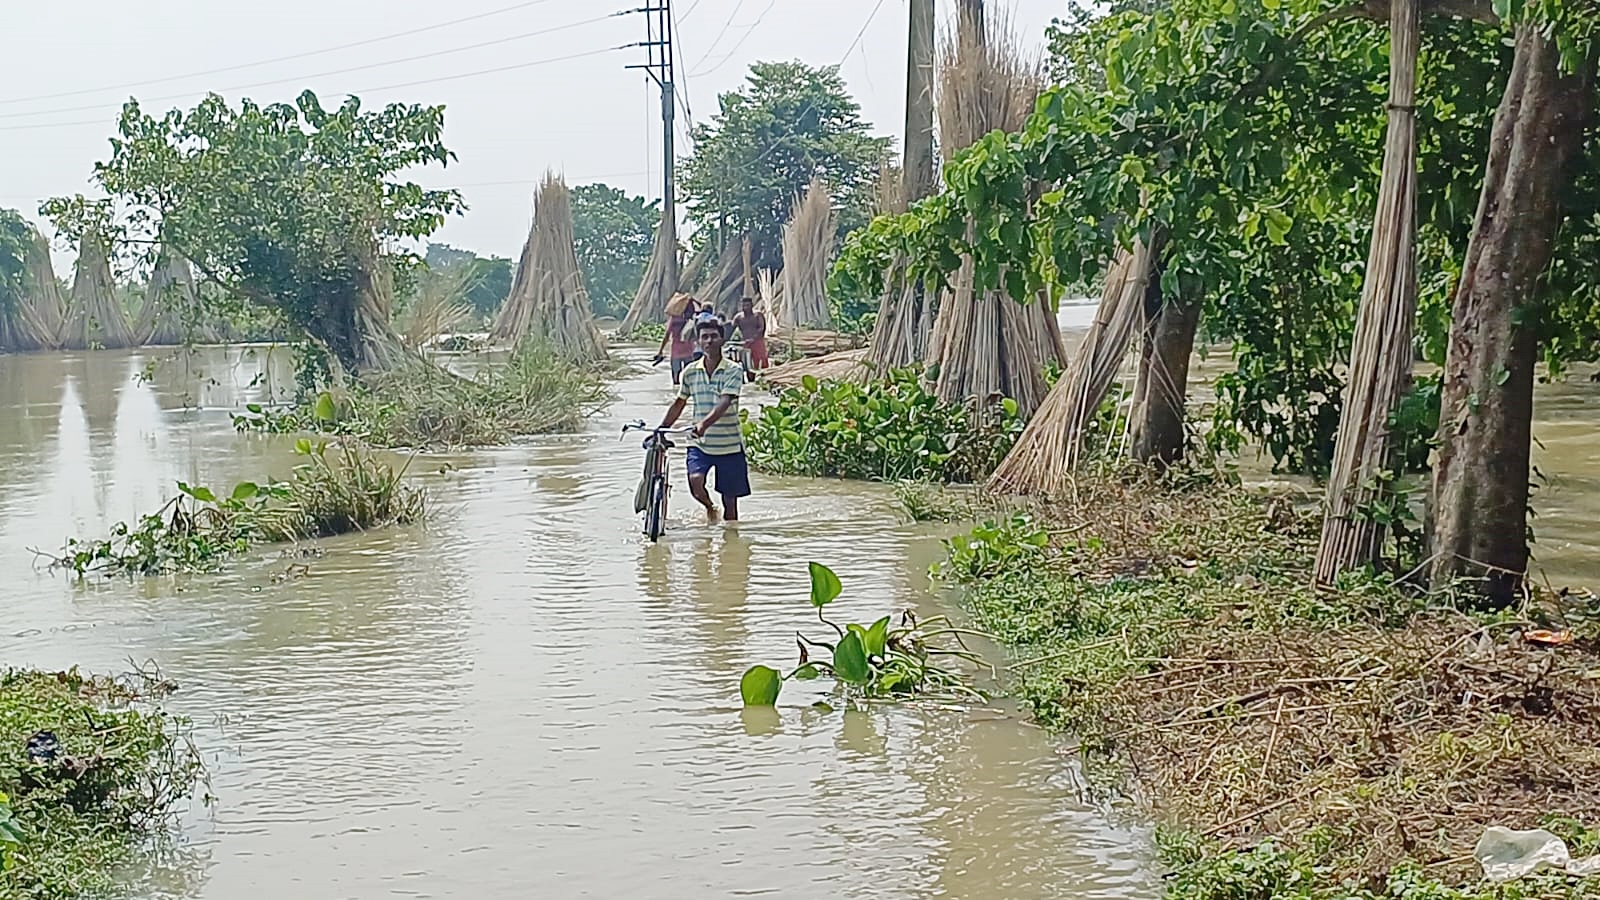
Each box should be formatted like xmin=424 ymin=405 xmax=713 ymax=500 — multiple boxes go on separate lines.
xmin=313 ymin=391 xmax=337 ymax=423
xmin=809 ymin=561 xmax=842 ymax=608
xmin=231 ymin=482 xmax=259 ymax=501
xmin=740 ymin=665 xmax=783 ymax=707
xmin=864 ymin=616 xmax=891 ymax=658
xmin=833 ymin=632 xmax=871 ymax=685
xmin=792 ymin=663 xmax=821 ymax=681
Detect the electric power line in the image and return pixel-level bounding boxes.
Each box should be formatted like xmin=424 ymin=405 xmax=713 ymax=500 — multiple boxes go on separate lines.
xmin=686 ymin=0 xmax=750 ymax=72
xmin=0 ymin=12 xmax=628 ymax=122
xmin=686 ymin=0 xmax=778 ymax=78
xmin=0 ymin=0 xmax=570 ymax=108
xmin=840 ymin=0 xmax=892 ymax=65
xmin=0 ymin=45 xmax=628 ymax=133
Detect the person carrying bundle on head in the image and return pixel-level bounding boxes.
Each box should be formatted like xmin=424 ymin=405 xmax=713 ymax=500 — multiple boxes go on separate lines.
xmin=653 ymin=292 xmax=700 ymax=386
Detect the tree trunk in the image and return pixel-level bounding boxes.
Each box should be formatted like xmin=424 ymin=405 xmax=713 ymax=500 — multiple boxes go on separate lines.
xmin=1132 ymin=292 xmax=1201 ymax=468
xmin=309 ymin=255 xmax=413 ymax=378
xmin=1313 ymin=0 xmax=1421 ymax=586
xmin=1428 ymin=27 xmax=1594 ymax=606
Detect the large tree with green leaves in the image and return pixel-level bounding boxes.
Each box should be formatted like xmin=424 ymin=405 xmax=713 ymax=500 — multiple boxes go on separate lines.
xmin=836 ymin=0 xmax=1599 ymax=595
xmin=569 ymin=184 xmax=658 ymax=319
xmin=680 ymin=61 xmax=890 ymax=270
xmin=49 ymin=90 xmax=464 ymax=377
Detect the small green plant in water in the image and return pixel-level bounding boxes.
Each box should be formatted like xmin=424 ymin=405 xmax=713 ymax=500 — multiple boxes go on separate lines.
xmin=739 ymin=562 xmax=989 ymax=707
xmin=934 ymin=514 xmax=1050 ymax=583
xmin=45 ymin=441 xmax=424 ymax=577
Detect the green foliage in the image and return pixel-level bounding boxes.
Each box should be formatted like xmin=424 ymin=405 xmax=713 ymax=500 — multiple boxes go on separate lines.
xmin=935 ymin=515 xmax=1051 ymax=583
xmin=629 ymin=321 xmax=667 ymax=343
xmin=47 ymin=441 xmax=425 ymax=577
xmin=0 ymin=210 xmax=31 ymax=312
xmin=830 ymin=0 xmax=1600 ymax=479
xmin=424 ymin=243 xmax=512 ymax=319
xmin=743 ymin=369 xmax=1023 ymax=483
xmin=53 ymin=90 xmax=464 ymax=374
xmin=232 ymin=341 xmax=613 ymax=448
xmin=0 ymin=668 xmax=202 ymax=898
xmin=569 ymin=184 xmax=658 ymax=319
xmin=739 ymin=563 xmax=987 ymax=707
xmin=680 ymin=62 xmax=890 ymax=268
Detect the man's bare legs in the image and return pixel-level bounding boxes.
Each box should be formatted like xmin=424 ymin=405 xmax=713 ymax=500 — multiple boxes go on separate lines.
xmin=723 ymin=496 xmax=739 ymax=522
xmin=688 ymin=472 xmax=720 ymax=523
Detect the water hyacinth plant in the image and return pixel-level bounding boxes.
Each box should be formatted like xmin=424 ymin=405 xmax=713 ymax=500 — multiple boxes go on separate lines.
xmin=739 ymin=562 xmax=989 ymax=707
xmin=742 ymin=369 xmax=1023 ymax=483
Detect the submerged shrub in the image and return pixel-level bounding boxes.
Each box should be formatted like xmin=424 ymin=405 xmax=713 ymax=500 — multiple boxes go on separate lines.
xmin=743 ymin=368 xmax=1023 ymax=483
xmin=234 ymin=341 xmax=614 ymax=449
xmin=47 ymin=441 xmax=425 ymax=577
xmin=0 ymin=668 xmax=202 ymax=898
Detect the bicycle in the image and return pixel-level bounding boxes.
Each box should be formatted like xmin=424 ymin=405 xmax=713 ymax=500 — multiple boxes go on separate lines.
xmin=622 ymin=420 xmax=693 ymax=542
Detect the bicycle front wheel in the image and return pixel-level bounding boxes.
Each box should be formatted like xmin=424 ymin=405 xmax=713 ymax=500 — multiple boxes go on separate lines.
xmin=644 ymin=476 xmax=667 ymax=542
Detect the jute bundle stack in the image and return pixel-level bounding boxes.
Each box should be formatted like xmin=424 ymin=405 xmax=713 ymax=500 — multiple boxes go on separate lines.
xmin=778 ymin=177 xmax=834 ymax=329
xmin=59 ymin=232 xmax=138 ymax=350
xmin=491 ymin=174 xmax=606 ymax=360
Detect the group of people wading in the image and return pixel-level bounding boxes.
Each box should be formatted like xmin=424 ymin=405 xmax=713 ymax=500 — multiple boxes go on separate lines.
xmin=650 ymin=293 xmax=769 ymax=524
xmin=651 ymin=293 xmax=769 ymax=386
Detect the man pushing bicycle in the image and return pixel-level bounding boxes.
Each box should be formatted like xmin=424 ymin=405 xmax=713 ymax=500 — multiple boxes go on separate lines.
xmin=657 ymin=315 xmax=750 ymax=523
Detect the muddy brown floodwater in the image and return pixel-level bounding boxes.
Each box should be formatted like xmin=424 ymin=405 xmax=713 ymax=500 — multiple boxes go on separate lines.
xmin=0 ymin=345 xmax=1153 ymax=899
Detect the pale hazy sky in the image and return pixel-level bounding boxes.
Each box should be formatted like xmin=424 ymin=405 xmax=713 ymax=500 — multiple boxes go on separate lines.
xmin=2 ymin=0 xmax=1064 ymax=264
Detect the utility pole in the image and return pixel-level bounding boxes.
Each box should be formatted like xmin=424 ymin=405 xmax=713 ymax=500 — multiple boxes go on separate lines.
xmin=903 ymin=0 xmax=936 ymax=204
xmin=628 ymin=1 xmax=677 ymax=232
xmin=620 ymin=0 xmax=680 ymax=332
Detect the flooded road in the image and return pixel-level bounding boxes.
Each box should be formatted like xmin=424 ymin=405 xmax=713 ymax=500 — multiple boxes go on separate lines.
xmin=0 ymin=346 xmax=1151 ymax=899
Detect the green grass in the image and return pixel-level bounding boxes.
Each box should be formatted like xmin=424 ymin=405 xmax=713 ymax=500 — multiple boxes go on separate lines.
xmin=940 ymin=467 xmax=1600 ymax=899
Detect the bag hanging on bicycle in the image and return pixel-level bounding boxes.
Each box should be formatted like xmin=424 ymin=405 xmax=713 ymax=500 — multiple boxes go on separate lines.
xmin=634 ymin=441 xmax=664 ymax=514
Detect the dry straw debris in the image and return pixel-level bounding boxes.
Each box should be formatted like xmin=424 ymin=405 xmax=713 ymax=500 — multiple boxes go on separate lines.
xmin=960 ymin=469 xmax=1600 ymax=885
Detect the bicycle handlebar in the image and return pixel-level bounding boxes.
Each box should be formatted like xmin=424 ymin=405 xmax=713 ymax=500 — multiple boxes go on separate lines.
xmin=621 ymin=420 xmax=693 ymax=437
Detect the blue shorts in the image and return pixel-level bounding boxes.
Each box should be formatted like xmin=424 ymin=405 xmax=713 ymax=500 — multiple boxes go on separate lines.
xmin=686 ymin=447 xmax=751 ymax=499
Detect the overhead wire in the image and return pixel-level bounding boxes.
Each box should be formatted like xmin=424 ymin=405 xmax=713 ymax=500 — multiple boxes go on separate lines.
xmin=686 ymin=0 xmax=777 ymax=78
xmin=0 ymin=12 xmax=628 ymax=122
xmin=0 ymin=45 xmax=628 ymax=133
xmin=0 ymin=0 xmax=570 ymax=108
xmin=687 ymin=0 xmax=749 ymax=72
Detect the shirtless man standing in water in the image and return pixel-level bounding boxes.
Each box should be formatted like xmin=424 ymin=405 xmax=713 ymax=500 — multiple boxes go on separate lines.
xmin=732 ymin=297 xmax=769 ymax=372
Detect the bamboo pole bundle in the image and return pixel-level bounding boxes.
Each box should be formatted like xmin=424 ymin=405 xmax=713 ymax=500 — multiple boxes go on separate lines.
xmin=620 ymin=215 xmax=680 ymax=334
xmin=22 ymin=230 xmax=65 ymax=343
xmin=779 ymin=177 xmax=834 ymax=330
xmin=863 ymin=164 xmax=935 ymax=377
xmin=400 ymin=263 xmax=476 ymax=349
xmin=1315 ymin=0 xmax=1421 ymax=585
xmin=923 ymin=5 xmax=1056 ymax=415
xmin=756 ymin=267 xmax=783 ymax=324
xmin=988 ymin=240 xmax=1157 ymax=495
xmin=138 ymin=248 xmax=219 ymax=346
xmin=491 ymin=174 xmax=607 ymax=359
xmin=690 ymin=235 xmax=750 ymax=317
xmin=0 ymin=232 xmax=56 ymax=353
xmin=58 ymin=233 xmax=138 ymax=350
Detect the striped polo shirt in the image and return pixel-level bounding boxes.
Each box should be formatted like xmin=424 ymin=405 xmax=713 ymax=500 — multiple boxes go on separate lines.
xmin=678 ymin=356 xmax=744 ymax=455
